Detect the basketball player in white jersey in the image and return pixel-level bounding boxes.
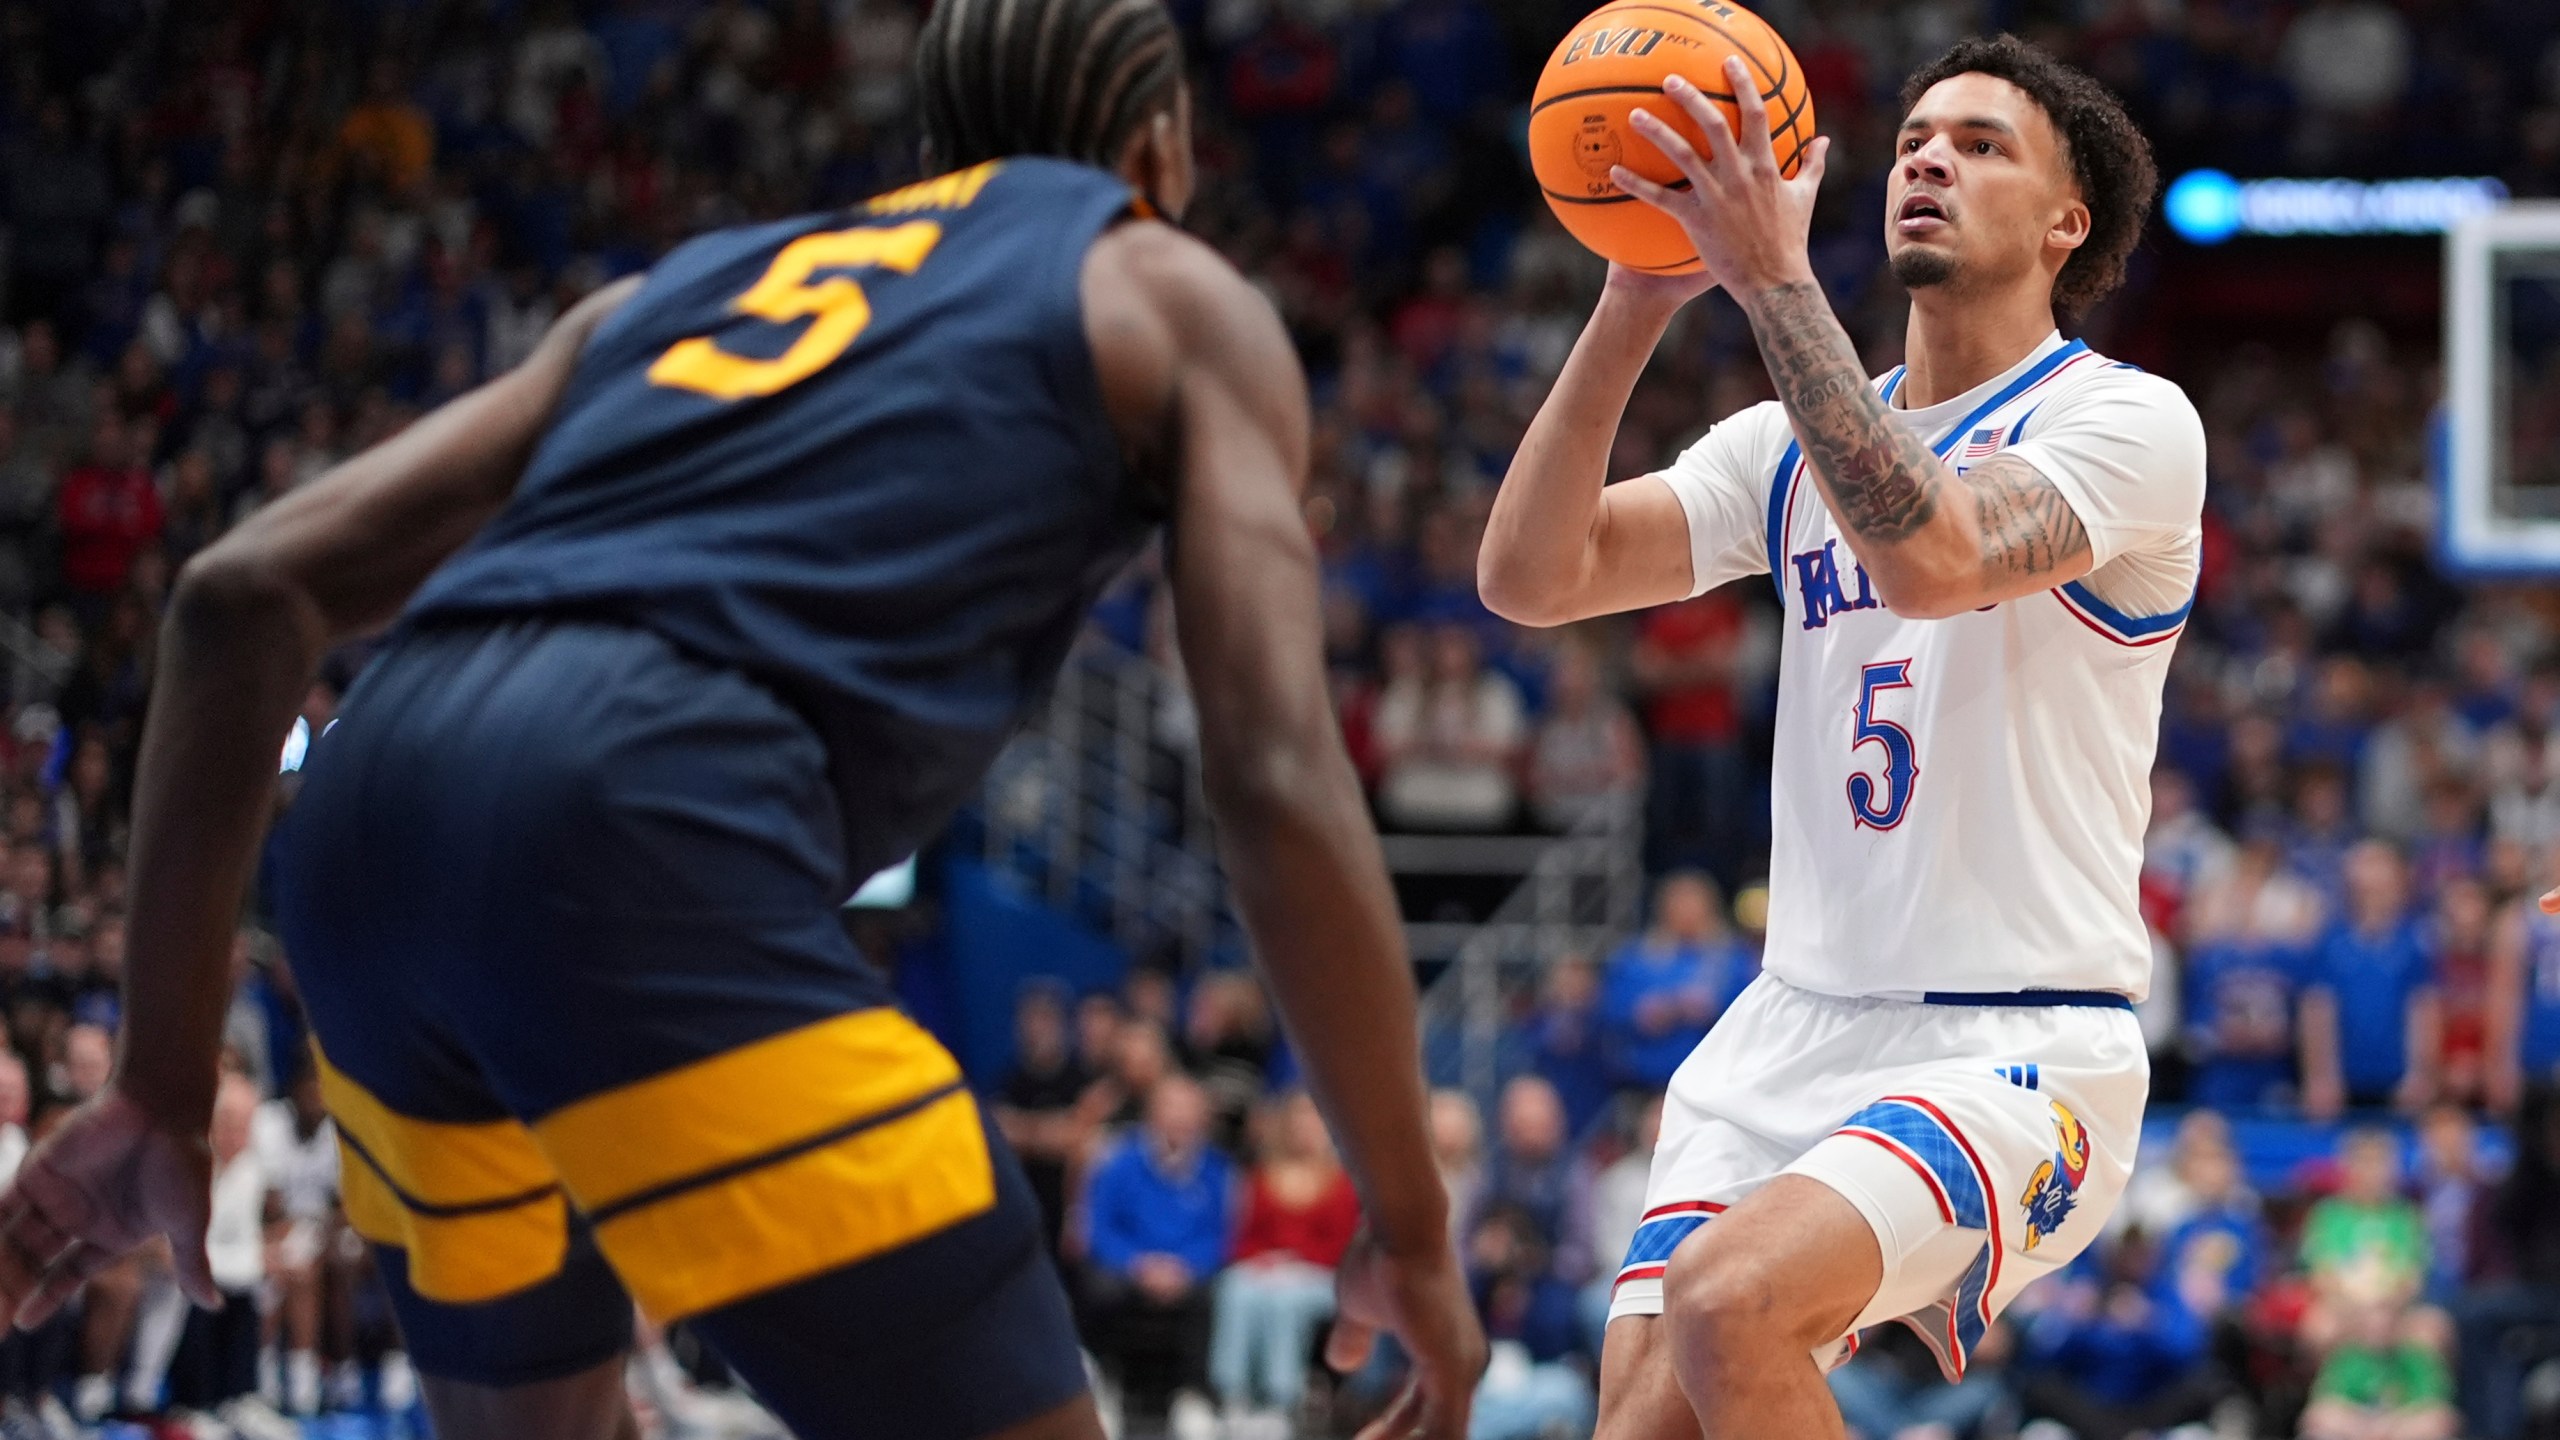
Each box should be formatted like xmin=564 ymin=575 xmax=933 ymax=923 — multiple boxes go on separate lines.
xmin=1478 ymin=34 xmax=2201 ymax=1439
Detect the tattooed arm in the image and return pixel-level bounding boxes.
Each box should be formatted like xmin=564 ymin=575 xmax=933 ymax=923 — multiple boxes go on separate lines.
xmin=1605 ymin=61 xmax=2097 ymax=618
xmin=1742 ymin=279 xmax=2092 ymax=617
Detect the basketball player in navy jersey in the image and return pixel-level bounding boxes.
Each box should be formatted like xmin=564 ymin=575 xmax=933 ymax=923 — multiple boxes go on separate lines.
xmin=0 ymin=3 xmax=1484 ymax=1437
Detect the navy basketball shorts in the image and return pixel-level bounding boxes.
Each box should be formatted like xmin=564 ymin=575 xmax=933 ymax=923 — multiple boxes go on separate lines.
xmin=271 ymin=617 xmax=1084 ymax=1440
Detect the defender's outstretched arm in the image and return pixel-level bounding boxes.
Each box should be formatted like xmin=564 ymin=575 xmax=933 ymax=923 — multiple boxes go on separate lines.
xmin=0 ymin=280 xmax=637 ymax=1329
xmin=1085 ymin=220 xmax=1484 ymax=1440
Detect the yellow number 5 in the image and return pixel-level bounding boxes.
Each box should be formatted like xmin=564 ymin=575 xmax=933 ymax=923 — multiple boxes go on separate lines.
xmin=647 ymin=220 xmax=943 ymax=401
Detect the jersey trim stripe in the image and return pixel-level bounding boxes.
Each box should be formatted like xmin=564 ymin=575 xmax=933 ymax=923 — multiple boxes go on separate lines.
xmin=2053 ymin=578 xmax=2195 ymax=647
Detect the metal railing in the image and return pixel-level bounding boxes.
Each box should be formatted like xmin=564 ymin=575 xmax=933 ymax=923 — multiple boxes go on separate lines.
xmin=1413 ymin=791 xmax=1645 ymax=1103
xmin=979 ymin=633 xmax=1646 ymax=1104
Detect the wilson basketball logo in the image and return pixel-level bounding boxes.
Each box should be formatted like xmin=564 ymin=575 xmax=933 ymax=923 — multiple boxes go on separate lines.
xmin=1561 ymin=26 xmax=1665 ymax=63
xmin=1572 ymin=118 xmax=1623 ymax=181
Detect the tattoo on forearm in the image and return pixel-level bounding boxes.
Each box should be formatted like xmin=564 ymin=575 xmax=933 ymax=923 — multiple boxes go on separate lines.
xmin=1964 ymin=454 xmax=2090 ymax=582
xmin=1747 ymin=281 xmax=1944 ymax=543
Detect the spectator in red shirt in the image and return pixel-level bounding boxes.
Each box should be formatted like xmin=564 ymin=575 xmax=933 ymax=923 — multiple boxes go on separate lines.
xmin=1632 ymin=589 xmax=1756 ymax=886
xmin=54 ymin=416 xmax=161 ymax=607
xmin=1210 ymin=1091 xmax=1360 ymax=1430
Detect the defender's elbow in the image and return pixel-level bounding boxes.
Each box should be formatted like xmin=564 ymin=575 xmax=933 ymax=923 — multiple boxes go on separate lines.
xmin=169 ymin=545 xmax=309 ymax=641
xmin=1477 ymin=559 xmax=1574 ymax=629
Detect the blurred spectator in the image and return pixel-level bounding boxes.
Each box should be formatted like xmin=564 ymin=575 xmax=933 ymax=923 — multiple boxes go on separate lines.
xmin=2182 ymin=829 xmax=2325 ymax=1112
xmin=1184 ymin=971 xmax=1278 ymax=1146
xmin=1480 ymin=1076 xmax=1572 ymax=1252
xmin=2359 ymin=682 xmax=2479 ymax=845
xmin=1373 ymin=623 xmax=1525 ymax=832
xmin=2116 ymin=1109 xmax=2259 ymax=1243
xmin=2016 ymin=1244 xmax=2218 ymax=1440
xmin=1831 ymin=1323 xmax=2013 ymax=1440
xmin=2299 ymin=1295 xmax=2459 ymax=1440
xmin=2429 ymin=877 xmax=2497 ymax=1109
xmin=1569 ymin=1094 xmax=1657 ymax=1359
xmin=1522 ymin=955 xmax=1611 ymax=1141
xmin=53 ymin=417 xmax=159 ymax=609
xmin=253 ymin=1066 xmax=346 ymax=1419
xmin=2457 ymin=1086 xmax=2560 ymax=1440
xmin=1600 ymin=871 xmax=1751 ymax=1092
xmin=1429 ymin=1089 xmax=1485 ymax=1242
xmin=1465 ymin=1202 xmax=1594 ymax=1440
xmin=1211 ymin=1092 xmax=1358 ymax=1433
xmin=996 ymin=981 xmax=1108 ymax=1256
xmin=1081 ymin=1074 xmax=1231 ymax=1429
xmin=2300 ymin=1128 xmax=2434 ymax=1354
xmin=1630 ymin=591 xmax=1752 ymax=885
xmin=2487 ymin=877 xmax=2560 ymax=1114
xmin=2412 ymin=1104 xmax=2492 ymax=1300
xmin=1526 ymin=637 xmax=1643 ymax=833
xmin=1106 ymin=1019 xmax=1178 ymax=1130
xmin=2145 ymin=766 xmax=2235 ymax=939
xmin=2279 ymin=0 xmax=2414 ymax=166
xmin=161 ymin=1072 xmax=268 ymax=1416
xmin=2300 ymin=842 xmax=2441 ymax=1118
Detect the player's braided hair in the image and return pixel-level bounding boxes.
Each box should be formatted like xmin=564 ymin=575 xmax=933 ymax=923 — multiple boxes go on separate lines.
xmin=1900 ymin=34 xmax=2157 ymax=319
xmin=914 ymin=0 xmax=1184 ymax=170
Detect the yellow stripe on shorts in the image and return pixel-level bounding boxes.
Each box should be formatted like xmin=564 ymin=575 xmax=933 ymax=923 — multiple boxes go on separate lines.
xmin=314 ymin=1048 xmax=569 ymax=1305
xmin=531 ymin=1009 xmax=995 ymax=1322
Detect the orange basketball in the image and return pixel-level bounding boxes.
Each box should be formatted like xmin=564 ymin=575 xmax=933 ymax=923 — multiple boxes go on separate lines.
xmin=1528 ymin=0 xmax=1814 ymax=274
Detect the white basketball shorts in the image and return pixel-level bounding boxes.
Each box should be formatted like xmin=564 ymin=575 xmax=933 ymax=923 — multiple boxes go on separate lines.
xmin=1607 ymin=973 xmax=2149 ymax=1382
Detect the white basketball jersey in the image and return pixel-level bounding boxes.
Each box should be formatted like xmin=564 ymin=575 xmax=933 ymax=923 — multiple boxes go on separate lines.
xmin=1658 ymin=332 xmax=2206 ymax=1001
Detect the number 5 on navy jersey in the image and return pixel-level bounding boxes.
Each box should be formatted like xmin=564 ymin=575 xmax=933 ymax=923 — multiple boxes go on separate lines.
xmin=1848 ymin=660 xmax=1919 ymax=830
xmin=650 ymin=220 xmax=944 ymax=401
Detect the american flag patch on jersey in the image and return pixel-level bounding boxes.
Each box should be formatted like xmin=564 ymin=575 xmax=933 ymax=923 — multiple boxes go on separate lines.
xmin=1962 ymin=426 xmax=2006 ymax=459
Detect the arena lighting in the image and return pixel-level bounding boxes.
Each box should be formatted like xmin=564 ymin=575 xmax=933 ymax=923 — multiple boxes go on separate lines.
xmin=2165 ymin=168 xmax=2509 ymax=243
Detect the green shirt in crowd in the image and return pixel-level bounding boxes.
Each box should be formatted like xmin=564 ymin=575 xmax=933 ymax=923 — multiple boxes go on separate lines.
xmin=2299 ymin=1197 xmax=2430 ymax=1293
xmin=2313 ymin=1343 xmax=2452 ymax=1412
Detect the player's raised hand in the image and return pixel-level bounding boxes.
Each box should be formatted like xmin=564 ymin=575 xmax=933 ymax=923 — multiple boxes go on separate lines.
xmin=1601 ymin=259 xmax=1717 ymax=314
xmin=1611 ymin=55 xmax=1830 ymax=298
xmin=0 ymin=1085 xmax=221 ymax=1330
xmin=1326 ymin=1227 xmax=1486 ymax=1440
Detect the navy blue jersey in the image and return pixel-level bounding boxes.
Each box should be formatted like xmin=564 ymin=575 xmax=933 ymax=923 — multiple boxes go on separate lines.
xmin=407 ymin=158 xmax=1157 ymax=875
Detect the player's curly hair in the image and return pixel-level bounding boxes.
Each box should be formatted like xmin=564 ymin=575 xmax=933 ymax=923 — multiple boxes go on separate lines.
xmin=1899 ymin=34 xmax=2158 ymax=320
xmin=914 ymin=0 xmax=1184 ymax=171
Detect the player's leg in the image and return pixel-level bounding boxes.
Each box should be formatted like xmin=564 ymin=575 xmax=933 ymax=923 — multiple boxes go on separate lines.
xmin=420 ymin=1355 xmax=638 ymax=1440
xmin=1655 ymin=1174 xmax=1881 ymax=1438
xmin=1592 ymin=1316 xmax=1697 ymax=1440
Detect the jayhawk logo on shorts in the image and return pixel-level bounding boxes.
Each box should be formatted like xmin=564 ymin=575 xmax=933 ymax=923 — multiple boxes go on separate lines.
xmin=2018 ymin=1100 xmax=2090 ymax=1252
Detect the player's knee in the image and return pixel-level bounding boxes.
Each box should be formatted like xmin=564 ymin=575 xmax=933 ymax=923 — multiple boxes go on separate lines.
xmin=1659 ymin=1227 xmax=1827 ymax=1362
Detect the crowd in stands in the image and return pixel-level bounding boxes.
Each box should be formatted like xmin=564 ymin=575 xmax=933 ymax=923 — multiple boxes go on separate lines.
xmin=0 ymin=0 xmax=2544 ymax=1437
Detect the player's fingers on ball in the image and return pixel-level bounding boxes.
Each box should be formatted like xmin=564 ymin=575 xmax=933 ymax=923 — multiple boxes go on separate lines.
xmin=1323 ymin=1313 xmax=1377 ymax=1372
xmin=1660 ymin=76 xmax=1738 ymax=177
xmin=1800 ymin=134 xmax=1833 ymax=188
xmin=1624 ymin=109 xmax=1709 ymax=193
xmin=1605 ymin=165 xmax=1679 ymax=216
xmin=1722 ymin=58 xmax=1777 ymax=171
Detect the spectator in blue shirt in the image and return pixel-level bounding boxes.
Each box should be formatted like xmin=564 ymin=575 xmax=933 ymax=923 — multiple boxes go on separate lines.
xmin=1480 ymin=1075 xmax=1574 ymax=1252
xmin=2183 ymin=938 xmax=2310 ymax=1112
xmin=1079 ymin=1074 xmax=1233 ymax=1423
xmin=2017 ymin=1249 xmax=2221 ymax=1440
xmin=1522 ymin=956 xmax=1612 ymax=1140
xmin=2302 ymin=840 xmax=2443 ymax=1118
xmin=1600 ymin=872 xmax=1754 ymax=1090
